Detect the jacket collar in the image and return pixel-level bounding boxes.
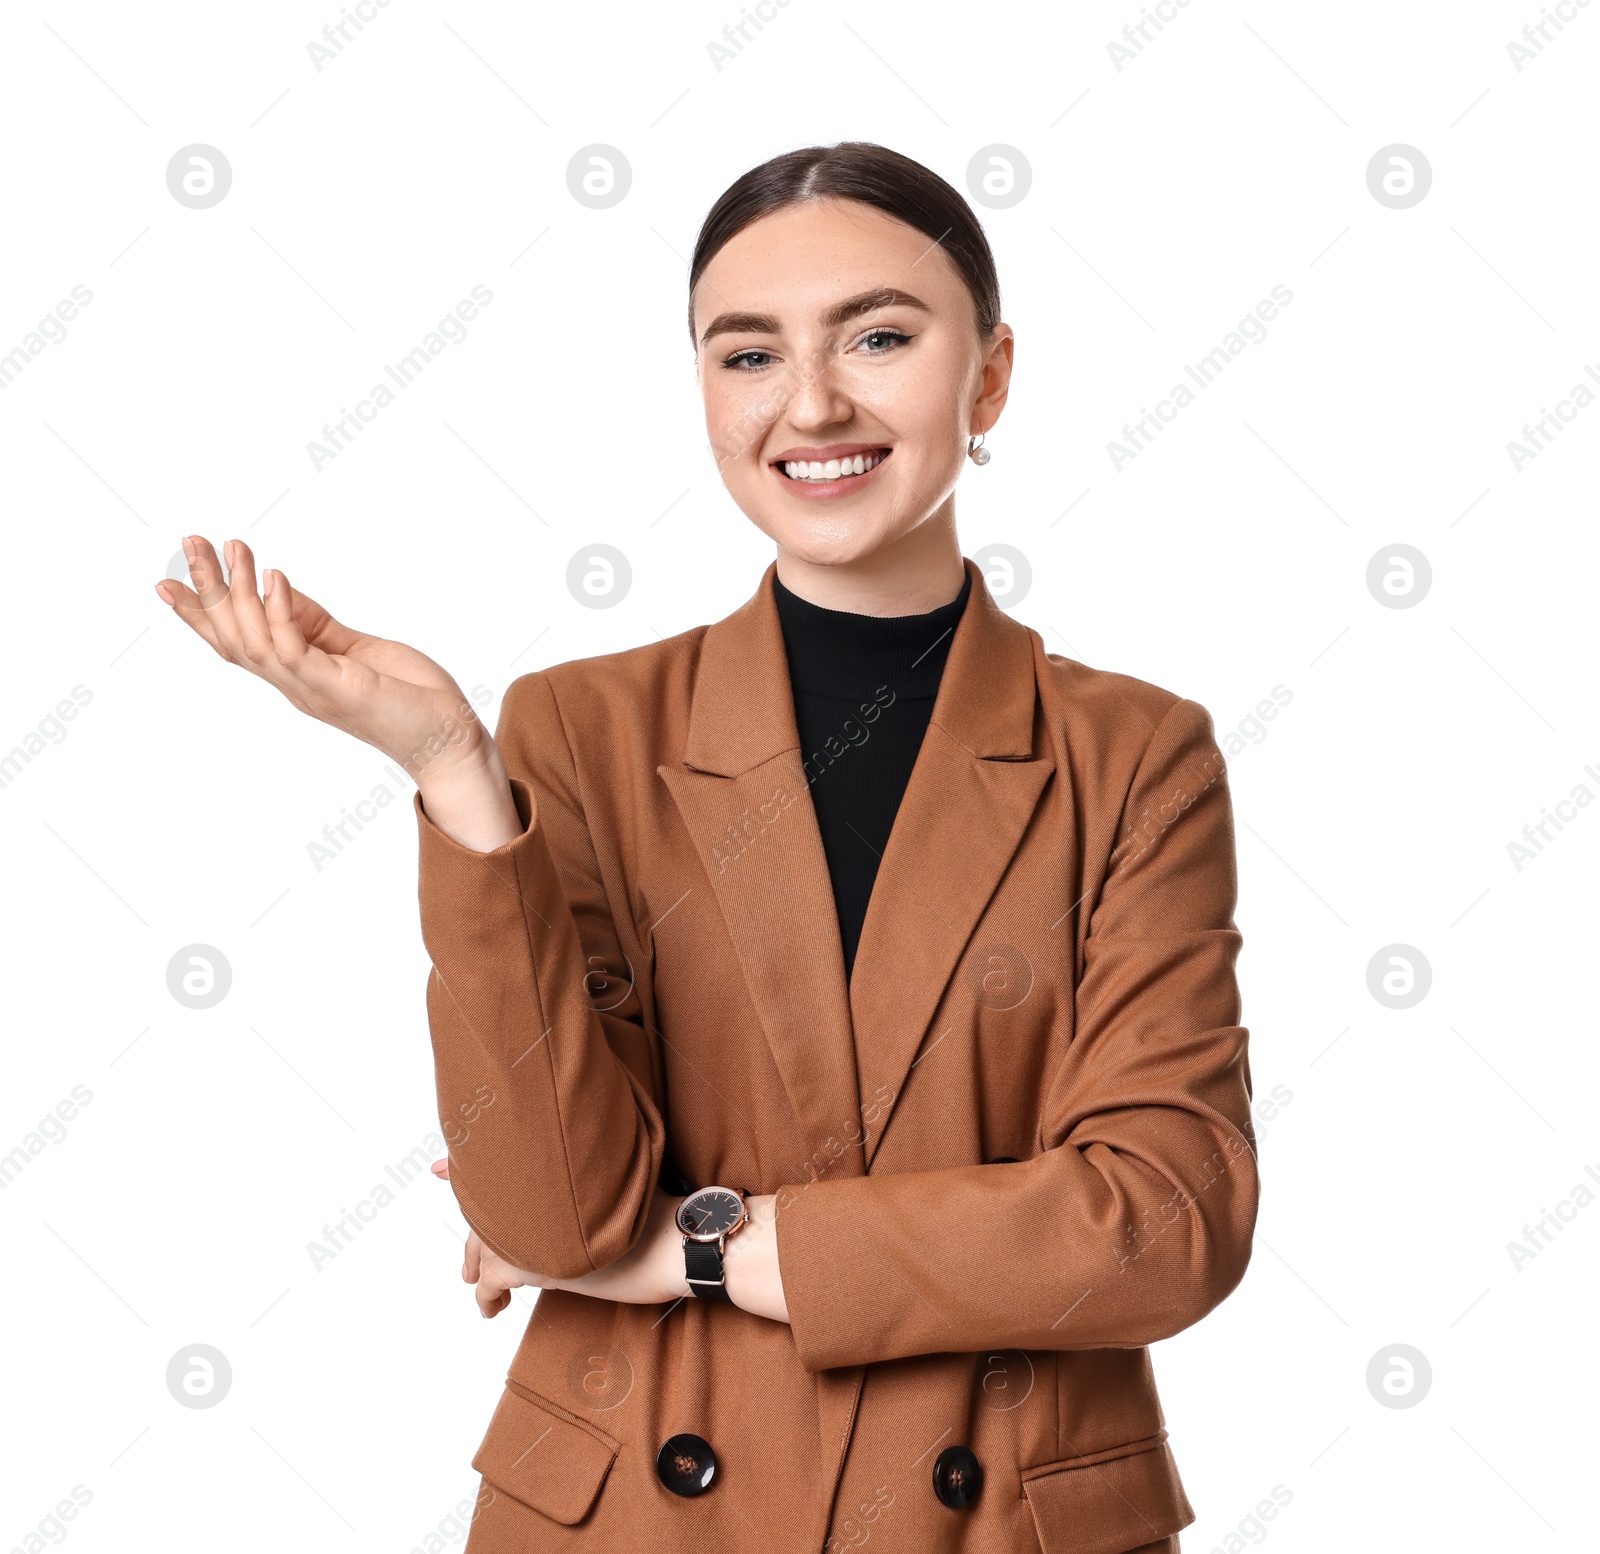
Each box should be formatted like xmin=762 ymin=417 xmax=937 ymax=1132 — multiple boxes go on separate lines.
xmin=681 ymin=556 xmax=1036 ymax=776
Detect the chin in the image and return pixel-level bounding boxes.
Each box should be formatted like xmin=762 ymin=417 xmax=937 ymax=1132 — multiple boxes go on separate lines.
xmin=763 ymin=513 xmax=903 ymax=569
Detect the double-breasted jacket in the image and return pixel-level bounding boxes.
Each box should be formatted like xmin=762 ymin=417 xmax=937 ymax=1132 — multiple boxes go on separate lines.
xmin=412 ymin=556 xmax=1259 ymax=1553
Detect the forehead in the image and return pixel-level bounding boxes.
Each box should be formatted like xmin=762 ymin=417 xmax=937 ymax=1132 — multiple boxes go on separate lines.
xmin=692 ymin=197 xmax=968 ymax=324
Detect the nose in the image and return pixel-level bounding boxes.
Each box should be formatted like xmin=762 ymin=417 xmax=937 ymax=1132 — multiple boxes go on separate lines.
xmin=782 ymin=337 xmax=855 ymax=433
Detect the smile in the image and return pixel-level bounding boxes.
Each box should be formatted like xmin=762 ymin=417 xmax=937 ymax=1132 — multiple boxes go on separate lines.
xmin=780 ymin=450 xmax=889 ymax=482
xmin=770 ymin=447 xmax=893 ymax=496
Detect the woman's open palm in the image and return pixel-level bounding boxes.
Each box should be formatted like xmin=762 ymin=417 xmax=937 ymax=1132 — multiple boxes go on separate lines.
xmin=155 ymin=535 xmax=485 ymax=779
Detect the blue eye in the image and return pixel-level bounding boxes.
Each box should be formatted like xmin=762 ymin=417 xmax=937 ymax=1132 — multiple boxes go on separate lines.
xmin=719 ymin=328 xmax=913 ymax=371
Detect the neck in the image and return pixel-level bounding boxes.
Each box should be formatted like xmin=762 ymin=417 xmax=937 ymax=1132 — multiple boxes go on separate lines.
xmin=772 ymin=505 xmax=966 ymax=617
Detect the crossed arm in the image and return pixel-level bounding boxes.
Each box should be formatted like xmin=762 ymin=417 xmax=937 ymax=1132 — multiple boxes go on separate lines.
xmin=429 ymin=1156 xmax=790 ymax=1323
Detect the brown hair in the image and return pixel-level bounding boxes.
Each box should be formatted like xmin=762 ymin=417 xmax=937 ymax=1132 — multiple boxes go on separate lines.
xmin=687 ymin=142 xmax=1001 ymax=345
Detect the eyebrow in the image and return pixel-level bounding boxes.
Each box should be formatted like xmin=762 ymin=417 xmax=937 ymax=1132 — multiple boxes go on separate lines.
xmin=697 ymin=287 xmax=932 ymax=348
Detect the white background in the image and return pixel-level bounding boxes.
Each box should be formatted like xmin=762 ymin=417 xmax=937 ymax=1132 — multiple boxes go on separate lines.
xmin=2 ymin=1 xmax=1596 ymax=1550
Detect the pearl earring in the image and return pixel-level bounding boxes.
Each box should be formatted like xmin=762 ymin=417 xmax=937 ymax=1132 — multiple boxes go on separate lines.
xmin=967 ymin=433 xmax=991 ymax=466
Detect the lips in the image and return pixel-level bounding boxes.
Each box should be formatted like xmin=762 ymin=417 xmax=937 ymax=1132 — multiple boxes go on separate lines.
xmin=770 ymin=445 xmax=892 ymax=489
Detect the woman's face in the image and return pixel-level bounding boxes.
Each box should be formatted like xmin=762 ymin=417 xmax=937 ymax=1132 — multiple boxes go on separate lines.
xmin=692 ymin=197 xmax=1013 ymax=569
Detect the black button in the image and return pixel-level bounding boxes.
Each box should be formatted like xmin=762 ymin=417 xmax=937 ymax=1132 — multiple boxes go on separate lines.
xmin=932 ymin=1445 xmax=983 ymax=1509
xmin=987 ymin=1155 xmax=1020 ymax=1164
xmin=657 ymin=1433 xmax=717 ymax=1497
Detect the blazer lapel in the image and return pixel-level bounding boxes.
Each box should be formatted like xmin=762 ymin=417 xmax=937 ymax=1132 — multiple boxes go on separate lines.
xmin=659 ymin=556 xmax=1055 ymax=1176
xmin=657 ymin=562 xmax=867 ymax=1180
xmin=848 ymin=557 xmax=1055 ymax=1169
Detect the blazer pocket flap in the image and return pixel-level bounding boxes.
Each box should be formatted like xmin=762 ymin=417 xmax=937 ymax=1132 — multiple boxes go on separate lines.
xmin=472 ymin=1382 xmax=618 ymax=1526
xmin=1022 ymin=1438 xmax=1195 ymax=1554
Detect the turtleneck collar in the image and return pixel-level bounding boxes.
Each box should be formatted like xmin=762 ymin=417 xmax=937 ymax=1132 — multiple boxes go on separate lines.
xmin=771 ymin=566 xmax=973 ymax=700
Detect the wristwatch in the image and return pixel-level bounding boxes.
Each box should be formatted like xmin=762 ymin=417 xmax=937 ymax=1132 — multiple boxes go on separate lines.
xmin=676 ymin=1186 xmax=749 ymax=1301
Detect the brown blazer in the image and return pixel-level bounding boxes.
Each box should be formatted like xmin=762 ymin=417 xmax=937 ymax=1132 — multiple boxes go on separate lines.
xmin=413 ymin=555 xmax=1258 ymax=1554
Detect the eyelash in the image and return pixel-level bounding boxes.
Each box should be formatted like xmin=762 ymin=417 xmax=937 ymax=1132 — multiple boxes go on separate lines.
xmin=720 ymin=327 xmax=913 ymax=372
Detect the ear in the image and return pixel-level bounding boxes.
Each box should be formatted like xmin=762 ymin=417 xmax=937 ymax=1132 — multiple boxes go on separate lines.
xmin=970 ymin=324 xmax=1015 ymax=437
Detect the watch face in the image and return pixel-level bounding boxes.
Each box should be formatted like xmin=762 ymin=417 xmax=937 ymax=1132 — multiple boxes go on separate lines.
xmin=677 ymin=1187 xmax=744 ymax=1241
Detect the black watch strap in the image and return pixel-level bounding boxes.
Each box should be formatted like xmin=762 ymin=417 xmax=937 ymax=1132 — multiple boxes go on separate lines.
xmin=684 ymin=1238 xmax=731 ymax=1300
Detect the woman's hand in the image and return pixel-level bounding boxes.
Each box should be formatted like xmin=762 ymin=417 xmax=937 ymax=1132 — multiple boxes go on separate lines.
xmin=434 ymin=1158 xmax=790 ymax=1322
xmin=446 ymin=1178 xmax=691 ymax=1317
xmin=154 ymin=534 xmax=488 ymax=788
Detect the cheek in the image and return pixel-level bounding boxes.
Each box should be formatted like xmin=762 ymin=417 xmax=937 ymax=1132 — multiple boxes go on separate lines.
xmin=703 ymin=378 xmax=775 ymax=462
xmin=858 ymin=346 xmax=971 ymax=437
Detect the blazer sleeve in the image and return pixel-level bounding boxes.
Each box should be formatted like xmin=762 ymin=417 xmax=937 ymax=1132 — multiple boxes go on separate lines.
xmin=412 ymin=670 xmax=665 ymax=1280
xmin=774 ymin=696 xmax=1258 ymax=1372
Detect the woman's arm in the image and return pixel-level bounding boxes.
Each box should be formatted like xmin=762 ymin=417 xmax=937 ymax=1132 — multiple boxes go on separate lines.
xmin=153 ymin=535 xmax=666 ymax=1285
xmin=415 ymin=670 xmax=666 ymax=1281
xmin=441 ymin=1169 xmax=792 ymax=1324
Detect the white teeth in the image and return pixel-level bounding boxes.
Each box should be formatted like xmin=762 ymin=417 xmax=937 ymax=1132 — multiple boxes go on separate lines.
xmin=782 ymin=452 xmax=885 ymax=482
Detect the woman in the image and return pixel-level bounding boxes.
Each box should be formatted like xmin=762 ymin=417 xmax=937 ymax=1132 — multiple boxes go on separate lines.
xmin=155 ymin=142 xmax=1257 ymax=1554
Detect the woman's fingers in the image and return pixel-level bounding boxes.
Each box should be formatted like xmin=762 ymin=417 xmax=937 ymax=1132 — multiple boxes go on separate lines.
xmin=475 ymin=1250 xmax=514 ymax=1318
xmin=183 ymin=535 xmax=249 ymax=660
xmin=260 ymin=564 xmax=334 ymax=704
xmin=154 ymin=540 xmax=230 ymax=656
xmin=462 ymin=1237 xmax=534 ymax=1318
xmin=156 ymin=535 xmax=351 ymax=716
xmin=155 ymin=576 xmax=225 ymax=654
xmin=220 ymin=538 xmax=278 ymax=670
xmin=277 ymin=574 xmax=365 ymax=658
xmin=225 ymin=541 xmax=384 ymax=716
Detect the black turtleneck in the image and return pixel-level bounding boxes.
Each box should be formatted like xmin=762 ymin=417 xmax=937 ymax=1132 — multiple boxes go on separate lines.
xmin=772 ymin=566 xmax=973 ymax=981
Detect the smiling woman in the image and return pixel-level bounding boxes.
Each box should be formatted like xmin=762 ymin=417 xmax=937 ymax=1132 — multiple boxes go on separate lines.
xmin=154 ymin=140 xmax=1257 ymax=1554
xmin=690 ymin=147 xmax=1011 ymax=605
